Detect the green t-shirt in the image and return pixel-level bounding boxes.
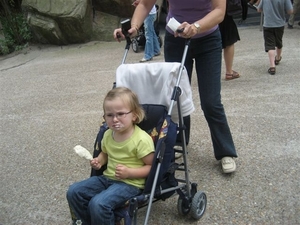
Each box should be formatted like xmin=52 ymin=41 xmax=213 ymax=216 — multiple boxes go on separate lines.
xmin=101 ymin=125 xmax=155 ymax=189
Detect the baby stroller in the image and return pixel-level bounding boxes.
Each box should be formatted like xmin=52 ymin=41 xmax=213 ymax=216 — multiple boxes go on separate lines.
xmin=89 ymin=37 xmax=207 ymax=224
xmin=131 ymin=5 xmax=163 ymax=53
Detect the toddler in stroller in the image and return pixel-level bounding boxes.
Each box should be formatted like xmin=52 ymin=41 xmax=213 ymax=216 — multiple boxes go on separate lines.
xmin=67 ymin=87 xmax=155 ymax=225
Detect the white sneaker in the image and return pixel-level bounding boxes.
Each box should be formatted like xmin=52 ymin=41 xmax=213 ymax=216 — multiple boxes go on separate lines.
xmin=139 ymin=57 xmax=152 ymax=63
xmin=221 ymin=157 xmax=236 ymax=173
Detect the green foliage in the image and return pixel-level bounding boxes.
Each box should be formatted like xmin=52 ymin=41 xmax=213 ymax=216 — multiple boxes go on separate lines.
xmin=0 ymin=1 xmax=32 ymax=55
xmin=0 ymin=40 xmax=11 ymax=55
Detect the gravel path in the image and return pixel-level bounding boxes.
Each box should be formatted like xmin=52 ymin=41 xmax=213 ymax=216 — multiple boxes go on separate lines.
xmin=1 ymin=26 xmax=299 ymax=225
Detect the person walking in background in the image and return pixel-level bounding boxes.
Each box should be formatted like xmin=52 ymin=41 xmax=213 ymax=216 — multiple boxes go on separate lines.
xmin=257 ymin=0 xmax=293 ymax=75
xmin=114 ymin=0 xmax=238 ymax=174
xmin=132 ymin=0 xmax=161 ymax=62
xmin=287 ymin=0 xmax=300 ymax=29
xmin=219 ymin=13 xmax=241 ymax=80
xmin=66 ymin=87 xmax=154 ymax=225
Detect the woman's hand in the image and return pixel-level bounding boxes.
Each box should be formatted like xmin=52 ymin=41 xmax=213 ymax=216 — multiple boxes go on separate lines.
xmin=113 ymin=28 xmax=124 ymax=42
xmin=175 ymin=22 xmax=198 ymax=38
xmin=113 ymin=27 xmax=138 ymax=42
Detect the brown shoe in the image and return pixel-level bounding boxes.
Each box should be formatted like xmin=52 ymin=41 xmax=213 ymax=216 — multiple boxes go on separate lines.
xmin=225 ymin=70 xmax=240 ymax=80
xmin=275 ymin=56 xmax=282 ymax=65
xmin=268 ymin=67 xmax=276 ymax=75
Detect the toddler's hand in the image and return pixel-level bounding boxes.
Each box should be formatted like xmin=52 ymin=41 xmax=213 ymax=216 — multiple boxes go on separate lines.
xmin=90 ymin=158 xmax=102 ymax=170
xmin=115 ymin=164 xmax=129 ymax=179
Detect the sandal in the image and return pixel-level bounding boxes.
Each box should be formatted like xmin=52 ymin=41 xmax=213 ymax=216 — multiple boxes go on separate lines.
xmin=275 ymin=56 xmax=282 ymax=65
xmin=225 ymin=70 xmax=240 ymax=80
xmin=268 ymin=67 xmax=276 ymax=75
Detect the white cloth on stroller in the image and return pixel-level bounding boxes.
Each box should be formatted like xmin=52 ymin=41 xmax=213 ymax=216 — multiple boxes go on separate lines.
xmin=116 ymin=62 xmax=194 ymax=122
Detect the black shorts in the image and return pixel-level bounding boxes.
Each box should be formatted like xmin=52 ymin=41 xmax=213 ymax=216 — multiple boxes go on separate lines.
xmin=219 ymin=14 xmax=240 ymax=49
xmin=263 ymin=26 xmax=284 ymax=52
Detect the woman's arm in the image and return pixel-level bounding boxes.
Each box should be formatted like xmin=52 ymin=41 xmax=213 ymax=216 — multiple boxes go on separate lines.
xmin=196 ymin=0 xmax=226 ymax=32
xmin=175 ymin=0 xmax=226 ymax=38
xmin=113 ymin=0 xmax=156 ymax=40
xmin=130 ymin=0 xmax=156 ymax=31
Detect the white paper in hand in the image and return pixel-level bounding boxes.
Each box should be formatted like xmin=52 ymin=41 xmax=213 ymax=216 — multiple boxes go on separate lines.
xmin=74 ymin=145 xmax=93 ymax=160
xmin=167 ymin=17 xmax=181 ymax=32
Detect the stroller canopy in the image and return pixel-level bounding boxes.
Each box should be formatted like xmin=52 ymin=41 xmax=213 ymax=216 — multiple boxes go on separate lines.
xmin=116 ymin=62 xmax=194 ymax=122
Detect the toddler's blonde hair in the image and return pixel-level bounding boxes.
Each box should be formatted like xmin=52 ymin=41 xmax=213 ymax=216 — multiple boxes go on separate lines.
xmin=103 ymin=87 xmax=145 ymax=124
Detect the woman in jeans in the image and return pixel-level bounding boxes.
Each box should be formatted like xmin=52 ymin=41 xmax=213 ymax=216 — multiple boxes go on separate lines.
xmin=114 ymin=0 xmax=237 ymax=173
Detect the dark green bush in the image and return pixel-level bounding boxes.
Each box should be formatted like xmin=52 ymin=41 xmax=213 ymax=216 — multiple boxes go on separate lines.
xmin=0 ymin=0 xmax=32 ymax=55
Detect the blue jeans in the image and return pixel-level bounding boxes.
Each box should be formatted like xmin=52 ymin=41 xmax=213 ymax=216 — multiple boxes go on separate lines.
xmin=66 ymin=176 xmax=141 ymax=225
xmin=143 ymin=13 xmax=160 ymax=60
xmin=164 ymin=29 xmax=237 ymax=160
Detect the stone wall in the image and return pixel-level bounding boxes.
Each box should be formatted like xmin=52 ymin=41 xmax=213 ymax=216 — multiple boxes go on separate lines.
xmin=92 ymin=0 xmax=165 ymax=42
xmin=22 ymin=0 xmax=93 ymax=45
xmin=22 ymin=0 xmax=165 ymax=45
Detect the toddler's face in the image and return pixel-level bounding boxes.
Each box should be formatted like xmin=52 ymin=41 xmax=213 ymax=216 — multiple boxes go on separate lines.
xmin=103 ymin=98 xmax=136 ymax=132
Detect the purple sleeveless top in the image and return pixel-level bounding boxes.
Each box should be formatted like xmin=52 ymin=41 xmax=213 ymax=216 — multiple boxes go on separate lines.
xmin=166 ymin=0 xmax=218 ymax=38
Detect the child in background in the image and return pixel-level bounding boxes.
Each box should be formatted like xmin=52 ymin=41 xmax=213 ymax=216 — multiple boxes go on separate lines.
xmin=132 ymin=0 xmax=161 ymax=62
xmin=257 ymin=0 xmax=293 ymax=75
xmin=66 ymin=87 xmax=155 ymax=225
xmin=287 ymin=0 xmax=300 ymax=29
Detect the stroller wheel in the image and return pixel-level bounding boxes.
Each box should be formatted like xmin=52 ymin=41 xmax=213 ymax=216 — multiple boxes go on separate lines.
xmin=177 ymin=196 xmax=190 ymax=216
xmin=191 ymin=191 xmax=207 ymax=220
xmin=132 ymin=39 xmax=139 ymax=53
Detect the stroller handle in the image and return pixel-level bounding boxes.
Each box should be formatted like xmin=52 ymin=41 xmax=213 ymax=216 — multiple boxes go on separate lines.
xmin=121 ymin=36 xmax=132 ymax=64
xmin=168 ymin=38 xmax=191 ymax=116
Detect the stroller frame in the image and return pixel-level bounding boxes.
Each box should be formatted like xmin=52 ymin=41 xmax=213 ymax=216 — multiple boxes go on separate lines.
xmin=92 ymin=36 xmax=207 ymax=225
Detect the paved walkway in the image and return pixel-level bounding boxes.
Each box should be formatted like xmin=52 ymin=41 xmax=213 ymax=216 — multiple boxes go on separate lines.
xmin=0 ymin=24 xmax=299 ymax=224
